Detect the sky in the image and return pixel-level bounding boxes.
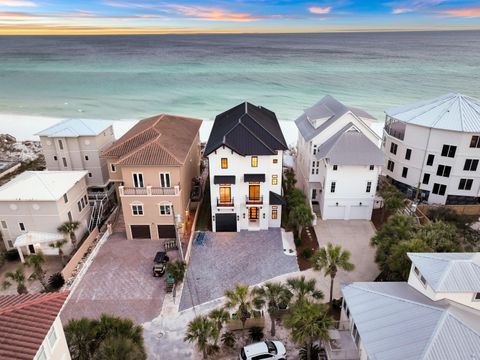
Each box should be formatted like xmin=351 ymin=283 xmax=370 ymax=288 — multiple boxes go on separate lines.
xmin=0 ymin=0 xmax=479 ymax=34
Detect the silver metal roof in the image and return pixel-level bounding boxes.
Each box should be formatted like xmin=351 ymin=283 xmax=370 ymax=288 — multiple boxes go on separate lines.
xmin=385 ymin=93 xmax=480 ymax=132
xmin=295 ymin=95 xmax=376 ymax=142
xmin=36 ymin=118 xmax=113 ymax=137
xmin=316 ymin=123 xmax=384 ymax=165
xmin=342 ymin=282 xmax=480 ymax=360
xmin=407 ymin=252 xmax=480 ymax=292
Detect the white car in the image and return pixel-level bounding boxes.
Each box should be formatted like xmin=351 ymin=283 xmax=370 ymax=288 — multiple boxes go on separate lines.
xmin=239 ymin=340 xmax=287 ymax=360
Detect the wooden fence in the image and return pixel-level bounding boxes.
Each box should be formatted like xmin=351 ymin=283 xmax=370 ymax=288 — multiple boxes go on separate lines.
xmin=61 ymin=227 xmax=99 ymax=280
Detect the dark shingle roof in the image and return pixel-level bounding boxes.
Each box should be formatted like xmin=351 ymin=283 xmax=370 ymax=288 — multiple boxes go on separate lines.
xmin=205 ymin=102 xmax=288 ymax=156
xmin=269 ymin=191 xmax=286 ymax=205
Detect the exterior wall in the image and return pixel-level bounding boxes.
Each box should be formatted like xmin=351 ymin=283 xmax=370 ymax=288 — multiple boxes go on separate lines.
xmin=34 ymin=316 xmax=71 ymax=360
xmin=208 ymin=146 xmax=283 ymax=231
xmin=339 ymin=304 xmax=369 ymax=360
xmin=383 ymin=121 xmax=480 ymax=205
xmin=0 ymin=176 xmax=90 ymax=252
xmin=40 ymin=126 xmax=114 ymax=188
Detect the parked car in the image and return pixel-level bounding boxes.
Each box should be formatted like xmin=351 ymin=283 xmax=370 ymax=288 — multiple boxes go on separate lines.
xmin=152 ymin=251 xmax=169 ymax=277
xmin=239 ymin=340 xmax=286 ymax=360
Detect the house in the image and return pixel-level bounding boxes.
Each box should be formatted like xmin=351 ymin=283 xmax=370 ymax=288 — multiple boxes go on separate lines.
xmin=0 ymin=291 xmax=71 ymax=360
xmin=36 ymin=119 xmax=115 ymax=190
xmin=204 ymin=102 xmax=288 ymax=232
xmin=295 ymin=95 xmax=383 ymax=220
xmin=338 ymin=252 xmax=480 ymax=360
xmin=383 ymin=93 xmax=480 ymax=205
xmin=101 ymin=114 xmax=202 ymax=240
xmin=0 ymin=171 xmax=90 ymax=261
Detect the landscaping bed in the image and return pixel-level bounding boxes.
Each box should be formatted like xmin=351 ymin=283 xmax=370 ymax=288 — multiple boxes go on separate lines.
xmin=295 ymin=226 xmax=319 ymax=271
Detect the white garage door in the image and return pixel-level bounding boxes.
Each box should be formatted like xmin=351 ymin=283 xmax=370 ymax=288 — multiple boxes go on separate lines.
xmin=326 ymin=206 xmax=346 ymax=219
xmin=349 ymin=206 xmax=371 ymax=220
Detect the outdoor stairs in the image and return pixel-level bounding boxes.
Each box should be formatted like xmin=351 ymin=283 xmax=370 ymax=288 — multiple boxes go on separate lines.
xmin=88 ymin=192 xmax=108 ymax=232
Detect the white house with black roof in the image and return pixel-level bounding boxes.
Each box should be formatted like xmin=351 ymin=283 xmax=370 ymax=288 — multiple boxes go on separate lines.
xmin=295 ymin=95 xmax=383 ymax=220
xmin=383 ymin=93 xmax=480 ymax=205
xmin=204 ymin=102 xmax=288 ymax=232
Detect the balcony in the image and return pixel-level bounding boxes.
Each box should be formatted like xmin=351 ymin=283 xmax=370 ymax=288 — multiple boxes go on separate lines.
xmin=246 ymin=195 xmax=263 ymax=205
xmin=217 ymin=197 xmax=234 ymax=207
xmin=119 ymin=185 xmax=180 ymax=197
xmin=325 ymin=322 xmax=360 ymax=360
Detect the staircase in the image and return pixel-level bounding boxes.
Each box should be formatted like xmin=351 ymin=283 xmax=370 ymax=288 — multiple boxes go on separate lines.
xmin=88 ymin=192 xmax=109 ymax=232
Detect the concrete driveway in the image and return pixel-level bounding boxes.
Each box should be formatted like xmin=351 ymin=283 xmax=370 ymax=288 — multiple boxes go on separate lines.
xmin=312 ymin=220 xmax=379 ymax=299
xmin=61 ymin=232 xmax=179 ymax=325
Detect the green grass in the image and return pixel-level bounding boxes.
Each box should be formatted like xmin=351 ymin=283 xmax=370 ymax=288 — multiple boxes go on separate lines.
xmin=195 ymin=179 xmax=212 ymax=231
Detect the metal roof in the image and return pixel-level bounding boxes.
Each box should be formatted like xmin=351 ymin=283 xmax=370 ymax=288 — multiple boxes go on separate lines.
xmin=407 ymin=252 xmax=480 ymax=292
xmin=14 ymin=232 xmax=64 ymax=247
xmin=295 ymin=95 xmax=376 ymax=142
xmin=269 ymin=191 xmax=285 ymax=205
xmin=385 ymin=93 xmax=480 ymax=132
xmin=342 ymin=282 xmax=480 ymax=360
xmin=36 ymin=118 xmax=113 ymax=137
xmin=316 ymin=123 xmax=384 ymax=165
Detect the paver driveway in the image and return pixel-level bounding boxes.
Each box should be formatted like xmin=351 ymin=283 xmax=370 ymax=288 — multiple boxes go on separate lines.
xmin=179 ymin=229 xmax=298 ymax=311
xmin=61 ymin=232 xmax=178 ymax=325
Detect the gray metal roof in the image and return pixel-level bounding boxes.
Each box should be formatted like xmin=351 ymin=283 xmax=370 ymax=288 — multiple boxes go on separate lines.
xmin=36 ymin=118 xmax=113 ymax=137
xmin=407 ymin=252 xmax=480 ymax=292
xmin=316 ymin=123 xmax=384 ymax=165
xmin=385 ymin=93 xmax=480 ymax=132
xmin=342 ymin=282 xmax=480 ymax=360
xmin=295 ymin=95 xmax=376 ymax=142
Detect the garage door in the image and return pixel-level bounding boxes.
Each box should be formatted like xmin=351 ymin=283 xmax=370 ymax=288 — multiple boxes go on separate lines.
xmin=326 ymin=206 xmax=346 ymax=220
xmin=215 ymin=213 xmax=237 ymax=232
xmin=157 ymin=225 xmax=176 ymax=239
xmin=349 ymin=206 xmax=370 ymax=220
xmin=131 ymin=225 xmax=151 ymax=239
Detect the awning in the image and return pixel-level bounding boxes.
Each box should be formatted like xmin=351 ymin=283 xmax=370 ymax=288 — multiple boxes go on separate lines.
xmin=214 ymin=175 xmax=235 ymax=184
xmin=244 ymin=174 xmax=266 ymax=182
xmin=269 ymin=191 xmax=286 ymax=205
xmin=14 ymin=232 xmax=64 ymax=247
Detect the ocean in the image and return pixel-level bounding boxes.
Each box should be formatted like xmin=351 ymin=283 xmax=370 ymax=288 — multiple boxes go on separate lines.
xmin=0 ymin=31 xmax=479 ymax=135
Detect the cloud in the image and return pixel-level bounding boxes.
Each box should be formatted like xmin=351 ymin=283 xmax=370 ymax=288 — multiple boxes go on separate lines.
xmin=388 ymin=0 xmax=448 ymax=14
xmin=439 ymin=8 xmax=480 ymax=17
xmin=392 ymin=8 xmax=414 ymax=14
xmin=0 ymin=0 xmax=36 ymax=7
xmin=309 ymin=6 xmax=332 ymax=15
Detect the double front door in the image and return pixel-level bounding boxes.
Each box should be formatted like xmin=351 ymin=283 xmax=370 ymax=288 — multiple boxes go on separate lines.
xmin=248 ymin=207 xmax=259 ymax=220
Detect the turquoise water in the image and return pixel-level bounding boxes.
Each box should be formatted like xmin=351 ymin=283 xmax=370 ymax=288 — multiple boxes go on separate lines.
xmin=0 ymin=31 xmax=479 ymax=122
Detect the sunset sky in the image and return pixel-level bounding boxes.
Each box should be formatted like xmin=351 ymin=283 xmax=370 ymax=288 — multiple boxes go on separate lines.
xmin=0 ymin=0 xmax=479 ymax=34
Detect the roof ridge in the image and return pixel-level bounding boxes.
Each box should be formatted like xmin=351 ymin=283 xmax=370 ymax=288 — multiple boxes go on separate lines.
xmin=419 ymin=309 xmax=450 ymax=360
xmin=435 ymin=260 xmax=455 ymax=291
xmin=462 ymin=95 xmax=480 ymax=123
xmin=104 ymin=117 xmax=158 ymax=154
xmin=79 ymin=119 xmax=96 ymax=135
xmin=322 ymin=124 xmax=356 ymax=158
xmin=243 ymin=112 xmax=286 ymax=149
xmin=239 ymin=122 xmax=276 ymax=154
xmin=0 ymin=292 xmax=69 ymax=315
xmin=33 ymin=172 xmax=58 ymax=199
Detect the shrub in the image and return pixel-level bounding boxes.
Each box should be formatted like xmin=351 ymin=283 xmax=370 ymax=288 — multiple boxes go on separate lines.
xmin=48 ymin=272 xmax=65 ymax=291
xmin=5 ymin=250 xmax=20 ymax=262
xmin=294 ymin=237 xmax=302 ymax=247
xmin=301 ymin=248 xmax=313 ymax=259
xmin=221 ymin=331 xmax=236 ymax=348
xmin=248 ymin=326 xmax=264 ymax=342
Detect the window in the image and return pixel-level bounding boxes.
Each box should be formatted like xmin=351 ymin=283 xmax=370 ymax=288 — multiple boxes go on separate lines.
xmin=369 ymin=165 xmax=374 ymax=170
xmin=426 ymin=154 xmax=435 ymax=166
xmin=35 ymin=346 xmax=47 ymax=360
xmin=459 ymin=178 xmax=473 ymax=190
xmin=420 ymin=275 xmax=427 ymax=286
xmin=110 ymin=163 xmax=116 ymax=172
xmin=132 ymin=204 xmax=144 ymax=216
xmin=160 ymin=173 xmax=171 ymax=188
xmin=219 ymin=185 xmax=231 ymax=203
xmin=405 ymin=148 xmax=412 ymax=160
xmin=414 ymin=266 xmax=420 ymax=275
xmin=77 ymin=201 xmax=82 ymax=212
xmin=48 ymin=327 xmax=57 ymax=347
xmin=464 ymin=159 xmax=479 ymax=171
xmin=333 ymin=165 xmax=338 ymax=171
xmin=58 ymin=139 xmax=63 ymax=150
xmin=390 ymin=142 xmax=398 ymax=155
xmin=53 ymin=155 xmax=58 ymax=161
xmin=84 ymin=155 xmax=89 ymax=161
xmin=19 ymin=222 xmax=26 ymax=231
xmin=273 ymin=159 xmax=278 ymax=164
xmin=1 ymin=220 xmax=7 ymax=229
xmin=311 ymin=168 xmax=315 ymax=175
xmin=474 ymin=292 xmax=480 ymax=301
xmin=159 ymin=204 xmax=172 ymax=216
xmin=422 ymin=173 xmax=430 ymax=185
xmin=436 ymin=165 xmax=451 ymax=177
xmin=441 ymin=144 xmax=457 ymax=158
xmin=63 ymin=193 xmax=68 ymax=203
xmin=313 ymin=145 xmax=317 ymax=155
xmin=330 ymin=181 xmax=336 ymax=193
xmin=402 ymin=167 xmax=408 ymax=178
xmin=221 ymin=158 xmax=228 ymax=169
xmin=470 ymin=136 xmax=480 ymax=148
xmin=68 ymin=211 xmax=73 ymax=222
xmin=271 ymin=206 xmax=278 ymax=219
xmin=88 ymin=172 xmax=92 ymax=178
xmin=133 ymin=173 xmax=144 ymax=188
xmin=251 ymin=156 xmax=258 ymax=167
xmin=62 ymin=157 xmax=67 ymax=167
xmin=366 ymin=181 xmax=372 ymax=193
xmin=387 ymin=160 xmax=395 ymax=172
xmin=432 ymin=183 xmax=447 ymax=196
xmin=272 ymin=175 xmax=278 ymax=185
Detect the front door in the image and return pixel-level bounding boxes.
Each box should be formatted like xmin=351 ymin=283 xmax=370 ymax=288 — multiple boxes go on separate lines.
xmin=312 ymin=188 xmax=317 ymax=200
xmin=249 ymin=184 xmax=260 ymax=201
xmin=248 ymin=207 xmax=259 ymax=220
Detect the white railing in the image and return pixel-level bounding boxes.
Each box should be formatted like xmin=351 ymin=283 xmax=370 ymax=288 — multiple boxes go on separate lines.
xmin=119 ymin=185 xmax=180 ymax=196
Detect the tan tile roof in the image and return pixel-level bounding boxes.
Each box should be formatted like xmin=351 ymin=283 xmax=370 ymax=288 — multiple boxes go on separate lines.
xmin=102 ymin=114 xmax=202 ymax=166
xmin=0 ymin=291 xmax=69 ymax=360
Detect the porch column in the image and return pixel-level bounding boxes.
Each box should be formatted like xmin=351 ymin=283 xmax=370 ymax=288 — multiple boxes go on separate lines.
xmin=16 ymin=246 xmax=25 ymax=263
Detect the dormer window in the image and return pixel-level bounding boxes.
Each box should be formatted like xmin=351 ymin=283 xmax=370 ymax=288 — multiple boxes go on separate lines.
xmin=414 ymin=266 xmax=427 ymax=287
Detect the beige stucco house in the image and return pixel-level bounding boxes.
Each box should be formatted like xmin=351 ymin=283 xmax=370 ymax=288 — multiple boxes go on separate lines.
xmin=0 ymin=171 xmax=90 ymax=261
xmin=102 ymin=114 xmax=202 ymax=240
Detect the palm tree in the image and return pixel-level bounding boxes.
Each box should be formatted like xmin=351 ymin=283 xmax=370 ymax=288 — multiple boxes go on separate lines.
xmin=184 ymin=315 xmax=218 ymax=359
xmin=224 ymin=283 xmax=253 ymax=336
xmin=252 ymin=282 xmax=292 ymax=336
xmin=288 ymin=203 xmax=314 ymax=238
xmin=286 ymin=276 xmax=324 ymax=304
xmin=208 ymin=308 xmax=230 ymax=344
xmin=57 ymin=221 xmax=80 ymax=248
xmin=50 ymin=239 xmax=68 ymax=265
xmin=2 ymin=265 xmax=28 ymax=294
xmin=284 ymin=300 xmax=334 ymax=360
xmin=96 ymin=336 xmax=146 ymax=360
xmin=312 ymin=243 xmax=355 ymax=305
xmin=64 ymin=317 xmax=100 ymax=360
xmin=26 ymin=252 xmax=48 ymax=291
xmin=166 ymin=260 xmax=187 ymax=285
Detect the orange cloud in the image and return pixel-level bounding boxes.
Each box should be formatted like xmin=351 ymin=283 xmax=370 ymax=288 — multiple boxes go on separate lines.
xmin=0 ymin=11 xmax=35 ymax=18
xmin=0 ymin=0 xmax=36 ymax=6
xmin=440 ymin=8 xmax=480 ymax=17
xmin=163 ymin=4 xmax=263 ymax=22
xmin=309 ymin=6 xmax=332 ymax=15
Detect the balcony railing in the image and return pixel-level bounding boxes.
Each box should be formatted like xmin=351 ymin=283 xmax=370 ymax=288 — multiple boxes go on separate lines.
xmin=217 ymin=197 xmax=234 ymax=207
xmin=246 ymin=195 xmax=263 ymax=205
xmin=119 ymin=185 xmax=180 ymax=196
